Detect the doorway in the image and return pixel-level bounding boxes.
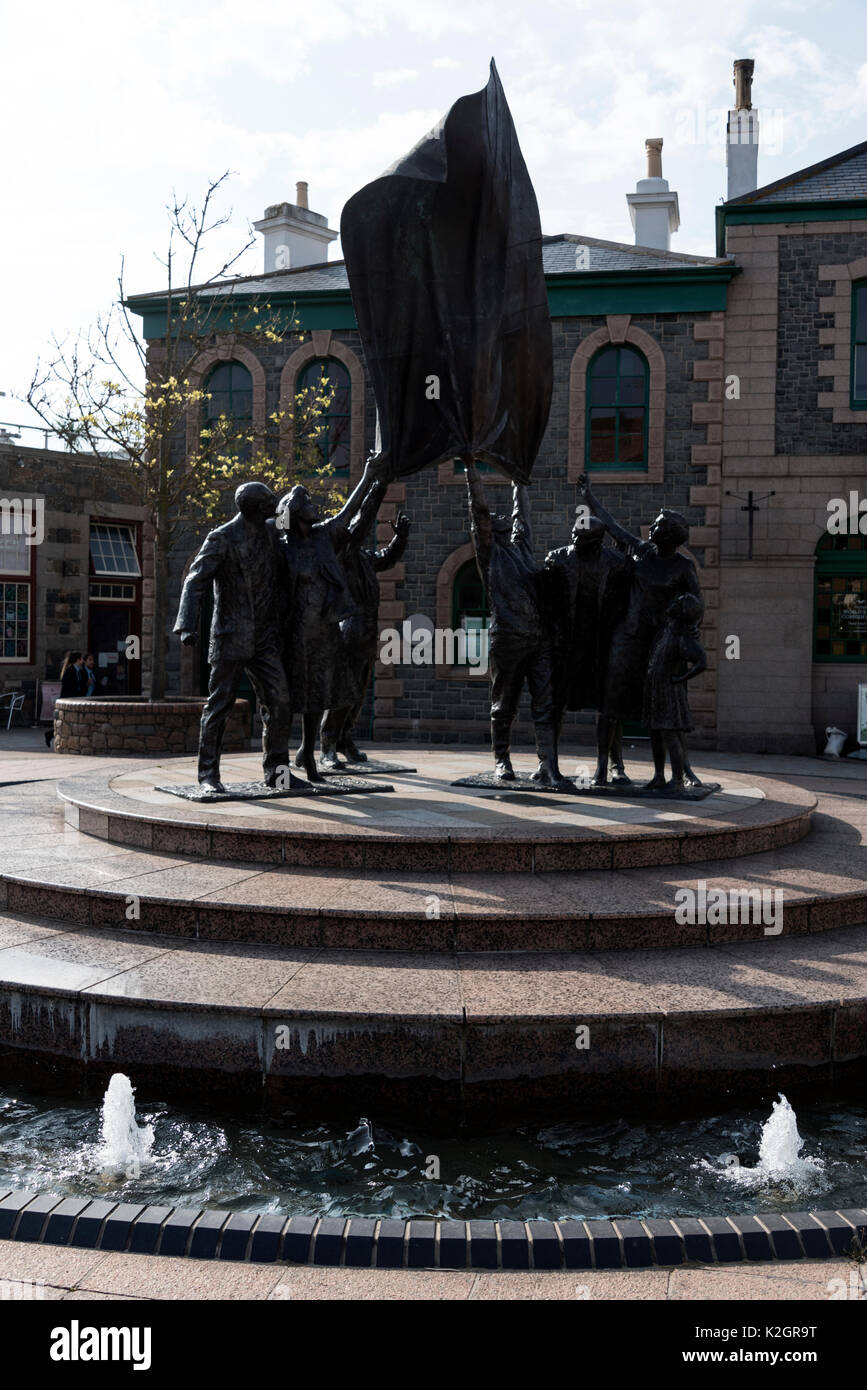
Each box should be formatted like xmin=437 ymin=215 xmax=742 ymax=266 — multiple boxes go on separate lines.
xmin=88 ymin=604 xmax=139 ymax=695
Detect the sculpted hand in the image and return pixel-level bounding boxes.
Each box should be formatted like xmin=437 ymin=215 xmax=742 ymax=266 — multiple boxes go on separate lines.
xmin=392 ymin=512 xmax=411 ymax=539
xmin=366 ymin=452 xmax=390 ymax=485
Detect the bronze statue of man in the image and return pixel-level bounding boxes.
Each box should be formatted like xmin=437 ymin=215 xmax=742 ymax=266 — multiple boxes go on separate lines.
xmin=319 ymin=478 xmax=411 ymax=769
xmin=174 ymin=481 xmax=296 ymax=795
xmin=465 ymin=459 xmax=567 ymax=786
xmin=543 ymin=512 xmax=633 ymax=783
xmin=275 ymin=458 xmax=381 ymax=782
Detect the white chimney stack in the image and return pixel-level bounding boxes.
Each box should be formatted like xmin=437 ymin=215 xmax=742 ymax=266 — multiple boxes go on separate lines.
xmin=254 ymin=181 xmax=337 ymax=272
xmin=726 ymin=59 xmax=759 ymax=200
xmin=626 ymin=138 xmax=680 ymax=251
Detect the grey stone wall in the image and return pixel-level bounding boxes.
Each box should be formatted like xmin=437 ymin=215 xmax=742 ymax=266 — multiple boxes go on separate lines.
xmin=776 ymin=230 xmax=867 ymax=454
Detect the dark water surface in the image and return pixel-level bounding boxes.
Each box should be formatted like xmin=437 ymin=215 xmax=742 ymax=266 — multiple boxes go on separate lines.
xmin=0 ymin=1080 xmax=864 ymax=1221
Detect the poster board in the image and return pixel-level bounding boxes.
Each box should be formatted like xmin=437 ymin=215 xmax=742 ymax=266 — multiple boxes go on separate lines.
xmin=39 ymin=680 xmax=61 ymax=720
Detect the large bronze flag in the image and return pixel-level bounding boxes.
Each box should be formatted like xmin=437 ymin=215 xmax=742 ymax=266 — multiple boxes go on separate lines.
xmin=340 ymin=59 xmax=552 ymax=485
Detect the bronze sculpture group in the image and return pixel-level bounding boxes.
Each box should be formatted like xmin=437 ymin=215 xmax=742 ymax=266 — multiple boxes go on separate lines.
xmin=174 ymin=61 xmax=709 ymax=800
xmin=177 ymin=456 xmax=707 ymax=797
xmin=465 ymin=467 xmax=707 ymax=793
xmin=175 ymin=458 xmax=408 ymax=794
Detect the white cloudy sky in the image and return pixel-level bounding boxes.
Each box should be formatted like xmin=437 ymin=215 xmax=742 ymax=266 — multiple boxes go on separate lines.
xmin=3 ymin=0 xmax=866 ymax=434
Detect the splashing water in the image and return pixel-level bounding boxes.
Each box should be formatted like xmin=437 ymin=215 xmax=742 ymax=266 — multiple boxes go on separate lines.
xmin=96 ymin=1074 xmax=153 ymax=1177
xmin=713 ymin=1094 xmax=825 ymax=1195
xmin=3 ymin=1074 xmax=861 ymax=1219
xmin=345 ymin=1118 xmax=374 ymax=1156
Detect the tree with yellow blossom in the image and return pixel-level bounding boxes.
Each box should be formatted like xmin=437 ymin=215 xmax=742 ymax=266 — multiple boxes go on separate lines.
xmin=25 ymin=173 xmax=344 ymax=700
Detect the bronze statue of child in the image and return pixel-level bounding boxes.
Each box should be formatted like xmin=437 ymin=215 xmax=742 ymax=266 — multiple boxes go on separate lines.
xmin=643 ymin=591 xmax=706 ymax=793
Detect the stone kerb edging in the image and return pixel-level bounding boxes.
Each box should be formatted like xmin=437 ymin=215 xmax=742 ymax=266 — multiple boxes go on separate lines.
xmin=0 ymin=1190 xmax=864 ymax=1270
xmin=53 ymin=699 xmax=251 ymax=757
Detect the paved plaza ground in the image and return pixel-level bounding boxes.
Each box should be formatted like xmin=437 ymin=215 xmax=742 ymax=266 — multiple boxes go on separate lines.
xmin=1 ymin=1234 xmax=863 ymax=1300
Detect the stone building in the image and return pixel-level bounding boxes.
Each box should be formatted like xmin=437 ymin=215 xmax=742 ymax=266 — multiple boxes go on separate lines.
xmin=129 ymin=185 xmax=736 ymax=750
xmin=0 ymin=440 xmax=148 ymax=718
xmin=120 ymin=59 xmax=867 ymax=756
xmin=717 ymin=138 xmax=867 ymax=752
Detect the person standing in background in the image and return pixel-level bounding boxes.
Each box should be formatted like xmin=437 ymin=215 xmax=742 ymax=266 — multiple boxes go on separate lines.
xmin=59 ymin=652 xmax=85 ymax=698
xmin=46 ymin=652 xmax=86 ymax=747
xmin=83 ymin=654 xmax=98 ymax=697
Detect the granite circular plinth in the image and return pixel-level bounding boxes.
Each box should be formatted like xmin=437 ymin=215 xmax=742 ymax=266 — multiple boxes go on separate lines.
xmin=57 ymin=750 xmax=815 ymax=876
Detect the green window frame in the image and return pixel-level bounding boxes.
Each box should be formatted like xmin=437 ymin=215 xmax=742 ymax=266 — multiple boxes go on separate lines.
xmin=203 ymin=360 xmax=254 ymax=464
xmin=814 ymin=533 xmax=867 ymax=661
xmin=452 ymin=559 xmax=490 ymax=667
xmin=586 ymin=345 xmax=649 ymax=471
xmin=851 ymin=280 xmax=867 ymax=409
xmin=204 ymin=361 xmax=253 ymax=424
xmin=297 ymin=358 xmax=350 ymax=477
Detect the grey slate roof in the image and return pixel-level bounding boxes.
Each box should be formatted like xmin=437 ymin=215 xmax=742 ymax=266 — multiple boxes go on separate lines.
xmin=727 ymin=139 xmax=867 ymax=206
xmin=127 ymin=233 xmax=728 ymax=307
xmin=199 ymin=235 xmax=726 ymax=296
xmin=541 ymin=234 xmax=728 ymax=271
xmin=198 ymin=262 xmax=351 ymax=295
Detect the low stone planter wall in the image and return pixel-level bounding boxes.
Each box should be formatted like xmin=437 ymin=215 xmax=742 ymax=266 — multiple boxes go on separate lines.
xmin=53 ymin=698 xmax=252 ymax=756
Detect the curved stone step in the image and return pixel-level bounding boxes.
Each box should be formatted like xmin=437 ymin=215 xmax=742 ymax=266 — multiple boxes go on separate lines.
xmin=57 ymin=757 xmax=814 ymax=874
xmin=2 ymin=795 xmax=865 ymax=951
xmin=0 ymin=911 xmax=865 ymax=1118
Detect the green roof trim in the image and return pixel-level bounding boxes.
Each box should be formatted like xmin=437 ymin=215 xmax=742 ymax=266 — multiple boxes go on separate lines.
xmin=127 ymin=265 xmax=739 ymax=340
xmin=546 ymin=268 xmax=737 ymax=315
xmin=131 ymin=289 xmax=358 ymax=339
xmin=716 ymin=199 xmax=867 ymax=256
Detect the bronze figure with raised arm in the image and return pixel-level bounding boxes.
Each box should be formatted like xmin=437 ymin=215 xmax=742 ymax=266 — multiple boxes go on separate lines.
xmin=320 ymin=477 xmax=411 ymax=768
xmin=275 ymin=455 xmax=385 ymax=782
xmin=465 ymin=458 xmax=566 ymax=786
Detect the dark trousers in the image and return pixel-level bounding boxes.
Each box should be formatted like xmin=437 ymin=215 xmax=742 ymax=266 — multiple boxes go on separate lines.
xmin=320 ymin=641 xmax=374 ymax=751
xmin=490 ymin=636 xmax=555 ymax=732
xmin=198 ymin=643 xmax=290 ymax=783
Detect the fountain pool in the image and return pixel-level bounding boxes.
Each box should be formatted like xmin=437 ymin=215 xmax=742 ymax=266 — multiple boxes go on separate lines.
xmin=0 ymin=1075 xmax=863 ymax=1225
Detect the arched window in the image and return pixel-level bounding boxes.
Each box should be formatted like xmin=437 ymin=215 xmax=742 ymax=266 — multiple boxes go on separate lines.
xmin=297 ymin=358 xmax=351 ymax=476
xmin=814 ymin=533 xmax=867 ymax=660
xmin=204 ymin=361 xmax=253 ymax=424
xmin=586 ymin=345 xmax=648 ymax=471
xmin=452 ymin=559 xmax=489 ymax=667
xmin=203 ymin=361 xmax=253 ymax=463
xmin=852 ymin=280 xmax=867 ymax=407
